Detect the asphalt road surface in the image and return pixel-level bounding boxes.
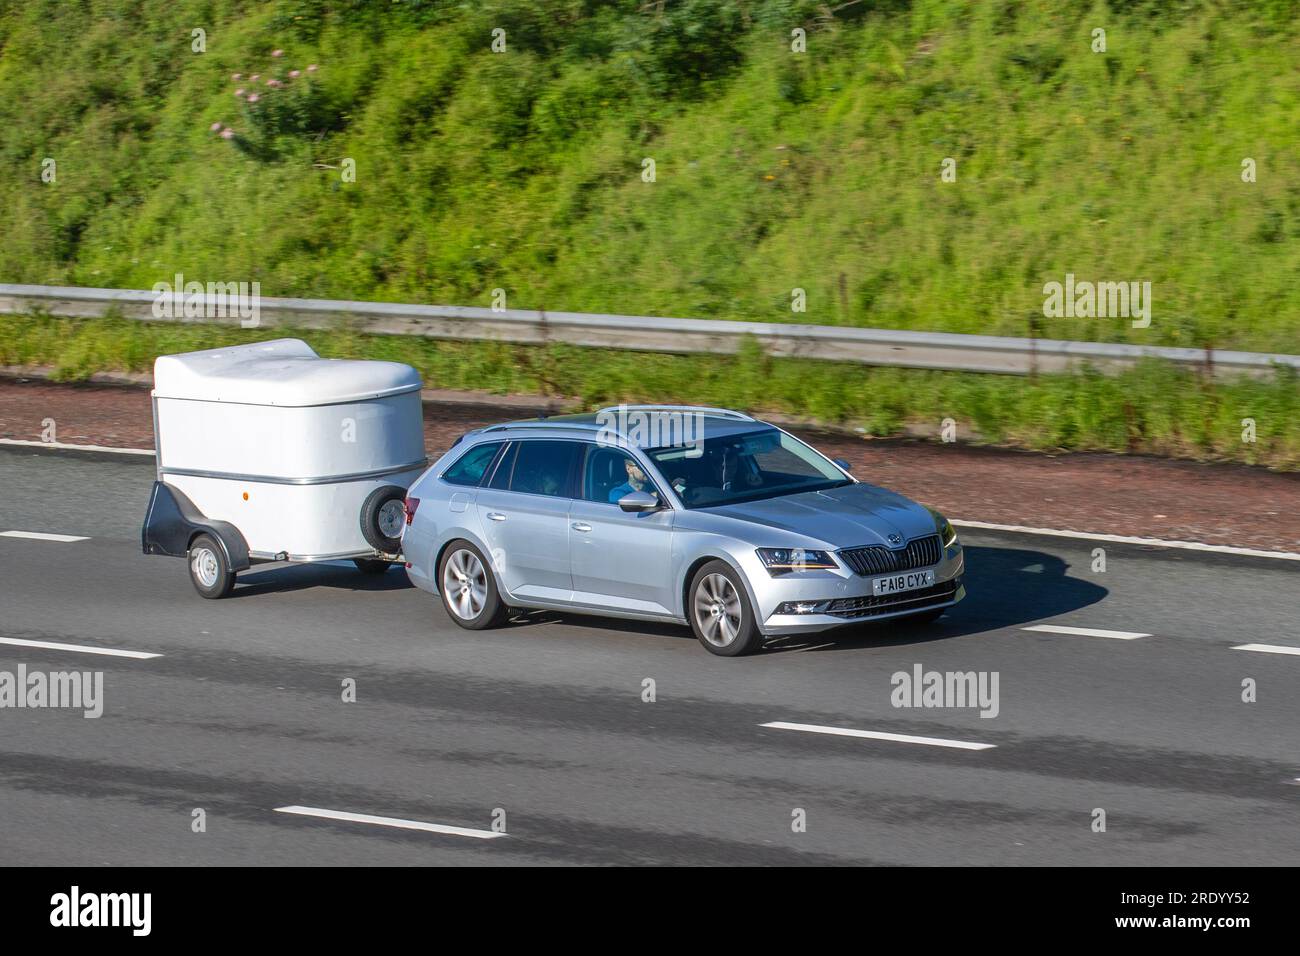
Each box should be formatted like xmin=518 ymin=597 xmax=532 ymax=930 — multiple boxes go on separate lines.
xmin=0 ymin=446 xmax=1297 ymax=865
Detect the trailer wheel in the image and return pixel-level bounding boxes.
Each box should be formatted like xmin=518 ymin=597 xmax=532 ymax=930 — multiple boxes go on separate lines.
xmin=189 ymin=533 xmax=235 ymax=599
xmin=353 ymin=558 xmax=392 ymax=575
xmin=360 ymin=485 xmax=407 ymax=552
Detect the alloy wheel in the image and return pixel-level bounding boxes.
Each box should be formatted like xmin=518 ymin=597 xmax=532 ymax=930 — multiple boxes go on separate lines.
xmin=693 ymin=572 xmax=742 ymax=648
xmin=442 ymin=548 xmax=488 ymax=621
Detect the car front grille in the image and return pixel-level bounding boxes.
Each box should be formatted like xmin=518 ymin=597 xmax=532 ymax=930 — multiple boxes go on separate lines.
xmin=839 ymin=534 xmax=942 ymax=576
xmin=823 ymin=579 xmax=959 ymax=619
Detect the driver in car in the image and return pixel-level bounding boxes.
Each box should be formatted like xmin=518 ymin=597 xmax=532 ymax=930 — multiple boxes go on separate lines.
xmin=608 ymin=457 xmax=658 ymax=503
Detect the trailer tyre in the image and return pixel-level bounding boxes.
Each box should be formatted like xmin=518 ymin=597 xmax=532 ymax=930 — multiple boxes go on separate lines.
xmin=189 ymin=533 xmax=235 ymax=599
xmin=353 ymin=558 xmax=392 ymax=575
xmin=360 ymin=485 xmax=407 ymax=553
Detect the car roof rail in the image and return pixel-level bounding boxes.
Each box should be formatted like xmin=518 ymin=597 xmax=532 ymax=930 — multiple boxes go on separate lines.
xmin=595 ymin=404 xmax=754 ymax=422
xmin=479 ymin=419 xmax=600 ymax=434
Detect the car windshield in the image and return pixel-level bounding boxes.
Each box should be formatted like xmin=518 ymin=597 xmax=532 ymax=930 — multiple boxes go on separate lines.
xmin=645 ymin=427 xmax=850 ymax=508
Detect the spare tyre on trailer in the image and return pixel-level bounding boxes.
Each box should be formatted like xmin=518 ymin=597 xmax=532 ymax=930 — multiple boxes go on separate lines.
xmin=141 ymin=338 xmax=427 ymax=598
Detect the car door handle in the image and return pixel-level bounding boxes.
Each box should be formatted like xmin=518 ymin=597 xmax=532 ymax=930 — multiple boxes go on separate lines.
xmin=571 ymin=522 xmax=592 ymax=533
xmin=486 ymin=512 xmax=507 ymax=522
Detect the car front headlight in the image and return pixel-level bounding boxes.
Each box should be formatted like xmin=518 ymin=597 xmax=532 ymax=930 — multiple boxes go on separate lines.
xmin=756 ymin=547 xmax=838 ymax=575
xmin=927 ymin=508 xmax=958 ymax=547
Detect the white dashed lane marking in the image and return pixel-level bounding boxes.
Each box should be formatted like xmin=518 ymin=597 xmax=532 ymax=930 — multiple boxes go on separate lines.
xmin=1023 ymin=624 xmax=1150 ymax=640
xmin=0 ymin=438 xmax=153 ymax=456
xmin=1232 ymin=643 xmax=1300 ymax=658
xmin=0 ymin=637 xmax=161 ymax=660
xmin=0 ymin=530 xmax=89 ymax=542
xmin=951 ymin=520 xmax=1300 ymax=561
xmin=760 ymin=721 xmax=995 ymax=751
xmin=274 ymin=806 xmax=505 ymax=839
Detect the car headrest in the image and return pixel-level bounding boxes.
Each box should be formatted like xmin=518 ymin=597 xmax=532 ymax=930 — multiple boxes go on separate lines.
xmin=588 ymin=449 xmax=621 ymax=497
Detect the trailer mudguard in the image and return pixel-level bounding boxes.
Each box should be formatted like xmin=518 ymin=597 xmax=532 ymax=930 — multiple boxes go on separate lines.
xmin=141 ymin=480 xmax=251 ymax=571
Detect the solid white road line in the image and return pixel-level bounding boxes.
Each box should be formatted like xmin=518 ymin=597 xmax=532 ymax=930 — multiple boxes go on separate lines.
xmin=0 ymin=438 xmax=154 ymax=456
xmin=7 ymin=434 xmax=1300 ymax=562
xmin=1022 ymin=624 xmax=1150 ymax=641
xmin=1232 ymin=643 xmax=1300 ymax=658
xmin=274 ymin=806 xmax=505 ymax=839
xmin=0 ymin=530 xmax=89 ymax=542
xmin=0 ymin=636 xmax=161 ymax=660
xmin=952 ymin=519 xmax=1300 ymax=562
xmin=759 ymin=721 xmax=995 ymax=751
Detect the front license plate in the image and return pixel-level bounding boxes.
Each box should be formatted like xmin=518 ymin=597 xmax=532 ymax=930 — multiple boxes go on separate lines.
xmin=872 ymin=569 xmax=935 ymax=596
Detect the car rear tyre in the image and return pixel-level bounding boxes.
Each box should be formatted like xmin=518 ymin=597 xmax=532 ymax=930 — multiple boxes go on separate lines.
xmin=438 ymin=541 xmax=508 ymax=630
xmin=189 ymin=533 xmax=235 ymax=599
xmin=353 ymin=558 xmax=391 ymax=575
xmin=360 ymin=485 xmax=407 ymax=553
xmin=688 ymin=561 xmax=763 ymax=657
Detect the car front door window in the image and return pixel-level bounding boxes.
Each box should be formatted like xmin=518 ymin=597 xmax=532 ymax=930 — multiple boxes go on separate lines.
xmin=583 ymin=447 xmax=660 ymax=505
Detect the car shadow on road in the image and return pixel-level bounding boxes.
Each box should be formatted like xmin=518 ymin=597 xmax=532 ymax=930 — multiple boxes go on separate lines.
xmin=220 ymin=546 xmax=1107 ymax=659
xmin=502 ymin=544 xmax=1109 ymax=653
xmin=772 ymin=544 xmax=1109 ymax=654
xmin=499 ymin=608 xmax=687 ymax=638
xmin=228 ymin=561 xmax=415 ymax=597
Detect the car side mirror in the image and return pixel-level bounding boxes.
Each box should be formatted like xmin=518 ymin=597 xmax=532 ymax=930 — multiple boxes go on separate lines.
xmin=618 ymin=491 xmax=660 ymax=513
xmin=833 ymin=458 xmax=852 ymax=472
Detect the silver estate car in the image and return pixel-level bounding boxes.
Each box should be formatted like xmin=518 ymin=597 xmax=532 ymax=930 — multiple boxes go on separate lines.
xmin=401 ymin=406 xmax=964 ymax=656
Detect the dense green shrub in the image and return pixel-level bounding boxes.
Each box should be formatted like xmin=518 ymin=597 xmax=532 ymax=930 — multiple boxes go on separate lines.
xmin=0 ymin=0 xmax=1297 ymax=351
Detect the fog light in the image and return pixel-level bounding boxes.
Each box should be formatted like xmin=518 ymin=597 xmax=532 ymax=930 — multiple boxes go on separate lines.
xmin=777 ymin=600 xmax=828 ymax=615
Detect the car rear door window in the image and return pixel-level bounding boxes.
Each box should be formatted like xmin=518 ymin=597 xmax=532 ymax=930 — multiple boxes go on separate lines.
xmin=442 ymin=442 xmax=503 ymax=487
xmin=508 ymin=440 xmax=582 ymax=498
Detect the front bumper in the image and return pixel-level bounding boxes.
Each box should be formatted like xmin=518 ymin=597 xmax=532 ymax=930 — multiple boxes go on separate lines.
xmin=754 ymin=543 xmax=965 ymax=635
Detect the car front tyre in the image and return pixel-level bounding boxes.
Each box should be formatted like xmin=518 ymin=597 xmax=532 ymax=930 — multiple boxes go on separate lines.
xmin=438 ymin=540 xmax=508 ymax=630
xmin=188 ymin=533 xmax=235 ymax=599
xmin=688 ymin=561 xmax=763 ymax=657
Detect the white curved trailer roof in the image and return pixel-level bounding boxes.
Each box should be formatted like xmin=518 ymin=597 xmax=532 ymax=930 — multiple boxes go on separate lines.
xmin=152 ymin=338 xmax=421 ymax=406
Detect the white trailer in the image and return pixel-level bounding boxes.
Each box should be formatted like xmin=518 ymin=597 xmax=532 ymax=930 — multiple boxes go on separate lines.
xmin=141 ymin=338 xmax=426 ymax=597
